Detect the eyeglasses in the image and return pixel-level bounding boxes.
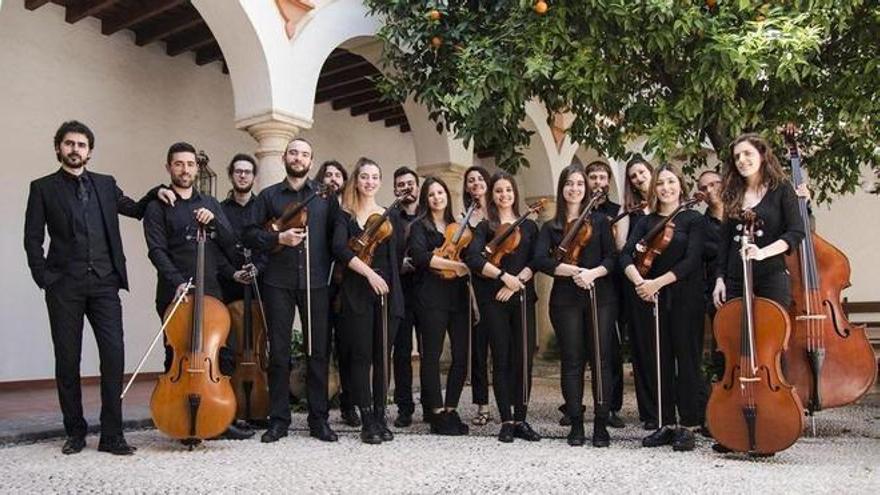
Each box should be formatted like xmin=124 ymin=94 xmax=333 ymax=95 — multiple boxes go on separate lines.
xmin=232 ymin=169 xmax=254 ymax=176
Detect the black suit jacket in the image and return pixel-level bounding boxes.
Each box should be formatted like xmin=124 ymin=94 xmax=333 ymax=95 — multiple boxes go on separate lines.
xmin=24 ymin=168 xmax=156 ymax=290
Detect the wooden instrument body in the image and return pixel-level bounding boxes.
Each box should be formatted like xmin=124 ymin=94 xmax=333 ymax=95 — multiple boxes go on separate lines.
xmin=484 ymin=223 xmax=520 ymax=267
xmin=554 ymin=219 xmax=593 ymax=265
xmin=350 ymin=212 xmax=393 ymax=267
xmin=707 ymin=296 xmax=805 ymax=454
xmin=267 ymin=204 xmax=308 ymax=253
xmin=784 ymin=232 xmax=877 ymax=409
xmin=150 ymin=295 xmax=236 ymax=440
xmin=228 ymin=294 xmax=270 ymax=421
xmin=635 ymin=221 xmax=675 ymax=277
xmin=433 ymin=221 xmax=473 ymax=279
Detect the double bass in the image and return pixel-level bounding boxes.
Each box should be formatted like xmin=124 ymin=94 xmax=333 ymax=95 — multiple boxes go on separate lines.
xmin=707 ymin=211 xmax=804 ymax=454
xmin=781 ymin=128 xmax=876 ymax=414
xmin=150 ymin=224 xmax=236 ymax=446
xmin=228 ymin=248 xmax=269 ymax=422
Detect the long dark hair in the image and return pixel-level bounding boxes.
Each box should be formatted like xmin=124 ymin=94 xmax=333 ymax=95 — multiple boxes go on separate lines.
xmin=624 ymin=154 xmax=654 ymax=209
xmin=646 ymin=163 xmax=690 ymax=213
xmin=463 ymin=165 xmax=490 ymax=209
xmin=552 ymin=163 xmax=587 ymax=229
xmin=416 ymin=176 xmax=455 ymax=231
xmin=721 ymin=133 xmax=788 ymax=220
xmin=486 ymin=171 xmax=521 ymax=229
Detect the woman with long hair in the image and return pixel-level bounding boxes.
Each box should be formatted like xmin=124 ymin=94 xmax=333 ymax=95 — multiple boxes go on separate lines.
xmin=464 ymin=171 xmax=540 ymax=443
xmin=533 ymin=163 xmax=617 ymax=447
xmin=409 ymin=177 xmax=471 ymax=435
xmin=620 ymin=164 xmax=706 ymax=452
xmin=333 ymin=157 xmax=405 ymax=444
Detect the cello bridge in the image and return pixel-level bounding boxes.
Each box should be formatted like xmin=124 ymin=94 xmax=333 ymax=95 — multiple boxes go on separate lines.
xmin=738 ymin=376 xmax=761 ymax=383
xmin=795 ymin=315 xmax=827 ymax=321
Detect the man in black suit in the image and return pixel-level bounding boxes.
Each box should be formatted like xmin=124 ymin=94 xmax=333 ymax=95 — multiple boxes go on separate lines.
xmin=24 ymin=120 xmax=169 ymax=455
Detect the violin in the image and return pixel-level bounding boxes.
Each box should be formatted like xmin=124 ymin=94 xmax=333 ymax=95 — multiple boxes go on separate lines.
xmin=265 ymin=183 xmax=331 ymax=252
xmin=150 ymin=224 xmax=236 ymax=444
xmin=780 ymin=126 xmax=876 ymax=413
xmin=432 ymin=201 xmax=479 ymax=279
xmin=228 ymin=248 xmax=269 ymax=422
xmin=634 ymin=193 xmax=704 ymax=276
xmin=482 ymin=199 xmax=546 ymax=267
xmin=707 ymin=210 xmax=805 ymax=454
xmin=349 ymin=188 xmax=413 ymax=267
xmin=554 ymin=190 xmax=605 ymax=264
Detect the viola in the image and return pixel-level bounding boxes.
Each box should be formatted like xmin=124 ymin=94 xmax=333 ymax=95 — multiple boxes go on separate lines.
xmin=228 ymin=248 xmax=269 ymax=422
xmin=265 ymin=183 xmax=331 ymax=252
xmin=554 ymin=190 xmax=605 ymax=264
xmin=706 ymin=210 xmax=805 ymax=454
xmin=433 ymin=201 xmax=479 ymax=279
xmin=150 ymin=224 xmax=236 ymax=444
xmin=482 ymin=199 xmax=546 ymax=267
xmin=633 ymin=193 xmax=704 ymax=276
xmin=781 ymin=126 xmax=876 ymax=413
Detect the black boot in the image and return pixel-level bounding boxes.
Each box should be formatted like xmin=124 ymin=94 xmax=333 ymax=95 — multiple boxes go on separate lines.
xmin=592 ymin=415 xmax=610 ymax=448
xmin=376 ymin=408 xmax=394 ymax=442
xmin=557 ymin=404 xmax=571 ymax=426
xmin=567 ymin=415 xmax=586 ymax=446
xmin=359 ymin=407 xmax=382 ymax=445
xmin=448 ymin=410 xmax=470 ymax=435
xmin=340 ymin=408 xmax=361 ymax=427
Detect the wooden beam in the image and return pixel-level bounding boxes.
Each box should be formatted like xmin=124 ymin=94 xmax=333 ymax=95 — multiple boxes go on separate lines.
xmin=351 ymin=100 xmax=399 ymax=117
xmin=321 ymin=55 xmax=369 ymax=77
xmin=330 ymin=90 xmax=383 ymax=111
xmin=25 ymin=0 xmax=51 ymax=10
xmin=384 ymin=115 xmax=409 ymax=128
xmin=316 ymin=65 xmax=380 ymax=91
xmin=136 ymin=10 xmax=203 ymax=46
xmin=102 ymin=0 xmax=186 ymax=35
xmin=370 ymin=107 xmax=405 ymax=123
xmin=196 ymin=44 xmax=223 ymax=66
xmin=400 ymin=123 xmax=411 ymax=133
xmin=66 ymin=0 xmax=118 ymax=24
xmin=165 ymin=27 xmax=215 ymax=57
xmin=315 ymin=79 xmax=374 ymax=104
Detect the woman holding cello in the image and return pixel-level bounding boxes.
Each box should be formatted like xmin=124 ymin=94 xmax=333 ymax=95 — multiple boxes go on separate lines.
xmin=332 ymin=157 xmax=405 ymax=445
xmin=533 ymin=163 xmax=617 ymax=447
xmin=408 ymin=177 xmax=472 ymax=435
xmin=621 ymin=164 xmax=706 ymax=452
xmin=465 ymin=171 xmax=542 ymax=443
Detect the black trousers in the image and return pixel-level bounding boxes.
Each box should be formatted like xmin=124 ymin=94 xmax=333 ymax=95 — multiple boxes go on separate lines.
xmin=726 ymin=269 xmax=791 ymax=308
xmin=482 ymin=294 xmax=536 ymax=422
xmin=470 ymin=320 xmax=491 ymax=406
xmin=391 ymin=301 xmax=417 ymax=414
xmin=330 ymin=297 xmax=355 ymax=413
xmin=628 ymin=282 xmax=706 ymax=427
xmin=263 ymin=285 xmax=330 ymax=427
xmin=418 ymin=306 xmax=469 ymax=410
xmin=549 ymin=299 xmax=616 ymax=419
xmin=45 ymin=272 xmax=124 ymax=438
xmin=338 ymin=294 xmax=399 ymax=412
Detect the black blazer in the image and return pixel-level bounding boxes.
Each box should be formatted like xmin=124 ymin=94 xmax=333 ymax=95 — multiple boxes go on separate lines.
xmin=24 ymin=169 xmax=156 ymax=290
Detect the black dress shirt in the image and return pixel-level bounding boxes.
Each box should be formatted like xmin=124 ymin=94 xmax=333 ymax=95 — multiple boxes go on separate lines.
xmin=220 ymin=194 xmax=266 ymax=302
xmin=620 ymin=209 xmax=706 ymax=282
xmin=60 ymin=170 xmax=114 ymax=278
xmin=408 ymin=219 xmax=468 ymax=312
xmin=464 ymin=219 xmax=539 ymax=302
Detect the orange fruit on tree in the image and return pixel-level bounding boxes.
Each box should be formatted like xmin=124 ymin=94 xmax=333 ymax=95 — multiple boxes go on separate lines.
xmin=706 ymin=0 xmax=717 ymax=8
xmin=428 ymin=10 xmax=441 ymax=21
xmin=534 ymin=1 xmax=548 ymax=15
xmin=431 ymin=36 xmax=443 ymax=49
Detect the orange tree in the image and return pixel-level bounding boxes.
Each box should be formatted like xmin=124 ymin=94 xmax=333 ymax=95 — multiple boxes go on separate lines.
xmin=365 ymin=0 xmax=879 ymax=200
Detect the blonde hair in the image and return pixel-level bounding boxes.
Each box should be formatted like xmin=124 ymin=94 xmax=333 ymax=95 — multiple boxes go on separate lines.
xmin=341 ymin=157 xmax=381 ymax=214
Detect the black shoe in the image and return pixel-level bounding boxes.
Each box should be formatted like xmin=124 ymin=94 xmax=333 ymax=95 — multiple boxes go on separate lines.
xmin=61 ymin=436 xmax=86 ymax=455
xmin=696 ymin=424 xmax=713 ymax=438
xmin=712 ymin=442 xmax=733 ymax=454
xmin=498 ymin=422 xmax=515 ymax=443
xmin=221 ymin=423 xmax=256 ymax=440
xmin=642 ymin=425 xmax=675 ymax=447
xmin=513 ymin=421 xmax=541 ymax=442
xmin=592 ymin=416 xmax=610 ymax=448
xmin=97 ymin=435 xmax=135 ymax=456
xmin=643 ymin=420 xmax=659 ymax=431
xmin=557 ymin=404 xmax=571 ymax=426
xmin=567 ymin=416 xmax=586 ymax=446
xmin=376 ymin=411 xmax=394 ymax=442
xmin=260 ymin=424 xmax=289 ymax=443
xmin=672 ymin=427 xmax=695 ymax=452
xmin=309 ymin=421 xmax=339 ymax=442
xmin=749 ymin=452 xmax=776 ymax=458
xmin=359 ymin=408 xmax=382 ymax=445
xmin=429 ymin=411 xmax=451 ymax=435
xmin=394 ymin=411 xmax=413 ymax=428
xmin=448 ymin=411 xmax=470 ymax=435
xmin=340 ymin=408 xmax=361 ymax=427
xmin=607 ymin=411 xmax=625 ymax=429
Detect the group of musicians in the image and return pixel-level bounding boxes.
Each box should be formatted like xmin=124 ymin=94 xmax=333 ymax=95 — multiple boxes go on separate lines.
xmin=25 ymin=120 xmax=811 ymax=455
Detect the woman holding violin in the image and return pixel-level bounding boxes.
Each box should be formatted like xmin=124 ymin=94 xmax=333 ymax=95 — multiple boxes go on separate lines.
xmin=534 ymin=164 xmax=617 ymax=447
xmin=332 ymin=157 xmax=405 ymax=445
xmin=408 ymin=177 xmax=472 ymax=435
xmin=620 ymin=164 xmax=706 ymax=452
xmin=464 ymin=171 xmax=541 ymax=443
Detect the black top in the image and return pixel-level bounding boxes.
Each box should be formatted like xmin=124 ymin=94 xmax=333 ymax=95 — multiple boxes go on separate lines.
xmin=620 ymin=209 xmax=706 ymax=282
xmin=398 ymin=209 xmax=420 ymax=299
xmin=703 ymin=211 xmax=723 ymax=294
xmin=24 ymin=168 xmax=158 ymax=290
xmin=533 ymin=213 xmax=617 ymax=306
xmin=596 ymin=199 xmax=622 ymax=219
xmin=464 ymin=219 xmax=538 ymax=303
xmin=60 ymin=170 xmax=114 ymax=279
xmin=332 ymin=208 xmax=405 ymax=318
xmin=716 ymin=182 xmax=805 ymax=282
xmin=243 ymin=179 xmax=339 ymax=290
xmin=408 ymin=219 xmax=468 ymax=311
xmin=143 ymin=191 xmax=235 ymax=312
xmin=220 ymin=194 xmax=267 ymax=302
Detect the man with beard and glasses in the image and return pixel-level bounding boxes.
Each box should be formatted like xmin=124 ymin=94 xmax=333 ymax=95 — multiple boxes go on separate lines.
xmin=25 ymin=120 xmax=173 ymax=455
xmin=243 ymin=138 xmax=341 ymax=443
xmin=390 ymin=166 xmax=420 ymax=427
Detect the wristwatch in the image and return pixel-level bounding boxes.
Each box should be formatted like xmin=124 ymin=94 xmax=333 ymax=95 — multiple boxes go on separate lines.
xmin=496 ymin=270 xmax=506 ymax=280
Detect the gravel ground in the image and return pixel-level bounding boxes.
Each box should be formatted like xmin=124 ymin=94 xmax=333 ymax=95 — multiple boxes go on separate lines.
xmin=1 ymin=375 xmax=877 ymax=494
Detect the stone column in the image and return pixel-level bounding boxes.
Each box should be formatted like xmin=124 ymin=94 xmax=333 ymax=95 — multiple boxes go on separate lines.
xmin=237 ymin=112 xmax=308 ymax=191
xmin=415 ymin=162 xmax=470 ymax=215
xmin=525 ymin=195 xmax=558 ymax=359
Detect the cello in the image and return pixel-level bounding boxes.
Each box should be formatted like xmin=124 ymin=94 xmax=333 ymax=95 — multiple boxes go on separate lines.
xmin=707 ymin=211 xmax=805 ymax=454
xmin=781 ymin=127 xmax=876 ymax=414
xmin=228 ymin=248 xmax=270 ymax=422
xmin=150 ymin=224 xmax=236 ymax=446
